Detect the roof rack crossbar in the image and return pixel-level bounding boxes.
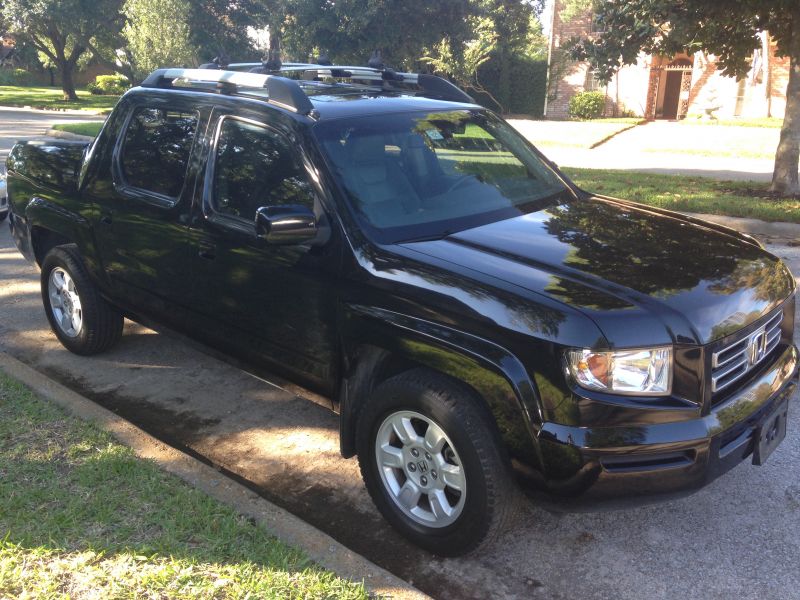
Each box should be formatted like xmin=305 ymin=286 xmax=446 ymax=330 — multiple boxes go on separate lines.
xmin=140 ymin=63 xmax=474 ymax=110
xmin=140 ymin=68 xmax=314 ymax=115
xmin=224 ymin=62 xmax=474 ymax=103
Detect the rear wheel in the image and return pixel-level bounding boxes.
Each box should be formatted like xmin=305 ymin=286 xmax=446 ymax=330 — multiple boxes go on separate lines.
xmin=356 ymin=369 xmax=516 ymax=556
xmin=41 ymin=245 xmax=123 ymax=355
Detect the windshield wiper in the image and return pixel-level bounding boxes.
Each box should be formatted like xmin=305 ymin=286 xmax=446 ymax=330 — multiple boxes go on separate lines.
xmin=398 ymin=230 xmax=454 ymax=244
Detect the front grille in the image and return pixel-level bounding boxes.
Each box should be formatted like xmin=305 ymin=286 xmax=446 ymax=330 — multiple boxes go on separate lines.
xmin=711 ymin=310 xmax=783 ymax=394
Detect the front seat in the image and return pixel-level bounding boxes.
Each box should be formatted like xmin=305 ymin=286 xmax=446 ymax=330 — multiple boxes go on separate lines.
xmin=342 ymin=134 xmax=420 ymax=227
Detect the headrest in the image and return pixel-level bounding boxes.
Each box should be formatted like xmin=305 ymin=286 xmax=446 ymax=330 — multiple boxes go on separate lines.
xmin=348 ymin=134 xmax=386 ymax=163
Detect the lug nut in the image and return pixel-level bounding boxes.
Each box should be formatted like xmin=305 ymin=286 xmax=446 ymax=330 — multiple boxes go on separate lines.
xmin=420 ymin=475 xmax=428 ymax=486
xmin=431 ymin=470 xmax=438 ymax=480
xmin=407 ymin=462 xmax=417 ymax=472
xmin=425 ymin=452 xmax=432 ymax=460
xmin=411 ymin=448 xmax=419 ymax=457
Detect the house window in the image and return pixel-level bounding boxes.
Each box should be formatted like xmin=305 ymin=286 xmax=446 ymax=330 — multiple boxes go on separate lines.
xmin=585 ymin=69 xmax=604 ymax=91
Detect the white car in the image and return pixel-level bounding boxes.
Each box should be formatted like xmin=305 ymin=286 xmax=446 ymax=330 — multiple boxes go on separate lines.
xmin=0 ymin=171 xmax=7 ymax=222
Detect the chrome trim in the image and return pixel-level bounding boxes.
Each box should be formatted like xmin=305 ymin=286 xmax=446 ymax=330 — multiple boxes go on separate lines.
xmin=711 ymin=311 xmax=783 ymax=393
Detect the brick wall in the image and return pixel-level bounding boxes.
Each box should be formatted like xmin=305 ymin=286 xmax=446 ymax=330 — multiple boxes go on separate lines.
xmin=768 ymin=39 xmax=790 ymax=118
xmin=546 ymin=2 xmax=594 ymax=119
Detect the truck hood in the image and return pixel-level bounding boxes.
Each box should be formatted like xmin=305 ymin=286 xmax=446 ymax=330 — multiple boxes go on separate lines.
xmin=400 ymin=197 xmax=795 ymax=345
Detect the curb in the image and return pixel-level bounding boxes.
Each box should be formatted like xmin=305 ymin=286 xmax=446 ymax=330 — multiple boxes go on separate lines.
xmin=682 ymin=212 xmax=800 ymax=241
xmin=45 ymin=128 xmax=95 ymax=142
xmin=0 ymin=351 xmax=430 ymax=600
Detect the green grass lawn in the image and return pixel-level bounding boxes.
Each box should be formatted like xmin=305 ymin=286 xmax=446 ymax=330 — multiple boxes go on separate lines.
xmin=52 ymin=121 xmax=105 ymax=137
xmin=0 ymin=373 xmax=368 ymax=599
xmin=564 ymin=168 xmax=800 ymax=223
xmin=0 ymin=86 xmax=120 ymax=112
xmin=681 ymin=116 xmax=784 ymax=128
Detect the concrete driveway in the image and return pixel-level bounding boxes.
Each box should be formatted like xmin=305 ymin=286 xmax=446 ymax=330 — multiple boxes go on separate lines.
xmin=2 ymin=116 xmax=800 ymax=600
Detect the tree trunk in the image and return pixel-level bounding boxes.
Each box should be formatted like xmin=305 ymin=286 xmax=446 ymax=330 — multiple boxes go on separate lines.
xmin=770 ymin=18 xmax=800 ymax=196
xmin=60 ymin=62 xmax=79 ymax=101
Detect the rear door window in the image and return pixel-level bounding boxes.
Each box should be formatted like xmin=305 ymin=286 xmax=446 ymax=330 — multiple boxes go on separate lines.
xmin=119 ymin=107 xmax=198 ymax=198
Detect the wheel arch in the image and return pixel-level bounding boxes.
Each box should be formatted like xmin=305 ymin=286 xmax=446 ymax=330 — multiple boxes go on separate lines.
xmin=31 ymin=225 xmax=73 ymax=265
xmin=339 ymin=306 xmax=545 ymax=472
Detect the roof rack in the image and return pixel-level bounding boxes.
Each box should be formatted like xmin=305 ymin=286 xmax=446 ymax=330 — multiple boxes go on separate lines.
xmin=140 ymin=68 xmax=315 ymax=115
xmin=140 ymin=63 xmax=475 ymax=116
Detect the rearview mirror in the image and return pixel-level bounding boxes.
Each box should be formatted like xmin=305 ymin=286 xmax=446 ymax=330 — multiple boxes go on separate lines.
xmin=255 ymin=205 xmax=317 ymax=245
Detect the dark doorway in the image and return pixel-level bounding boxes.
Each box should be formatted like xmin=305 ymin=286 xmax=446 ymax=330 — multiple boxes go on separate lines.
xmin=661 ymin=70 xmax=683 ymax=119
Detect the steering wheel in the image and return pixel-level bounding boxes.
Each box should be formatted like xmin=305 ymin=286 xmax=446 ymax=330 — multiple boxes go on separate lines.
xmin=444 ymin=174 xmax=475 ymax=195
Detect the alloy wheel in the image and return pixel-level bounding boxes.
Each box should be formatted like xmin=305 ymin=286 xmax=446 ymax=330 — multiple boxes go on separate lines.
xmin=375 ymin=410 xmax=467 ymax=528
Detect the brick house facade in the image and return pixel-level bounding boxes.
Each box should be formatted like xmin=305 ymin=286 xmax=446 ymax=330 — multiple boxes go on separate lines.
xmin=545 ymin=1 xmax=790 ymax=120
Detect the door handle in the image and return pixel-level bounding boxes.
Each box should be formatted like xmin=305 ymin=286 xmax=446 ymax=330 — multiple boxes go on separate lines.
xmin=99 ymin=213 xmax=112 ymax=225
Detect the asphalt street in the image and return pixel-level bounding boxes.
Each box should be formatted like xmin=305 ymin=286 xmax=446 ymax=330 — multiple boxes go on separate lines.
xmin=1 ymin=112 xmax=799 ymax=599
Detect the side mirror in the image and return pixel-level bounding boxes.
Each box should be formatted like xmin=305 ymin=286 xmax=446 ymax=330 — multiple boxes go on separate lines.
xmin=255 ymin=204 xmax=317 ymax=245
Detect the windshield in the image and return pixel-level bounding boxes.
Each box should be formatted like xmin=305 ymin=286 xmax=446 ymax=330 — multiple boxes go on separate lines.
xmin=313 ymin=109 xmax=571 ymax=243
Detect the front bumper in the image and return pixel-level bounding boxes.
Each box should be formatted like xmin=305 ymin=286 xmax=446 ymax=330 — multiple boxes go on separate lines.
xmin=531 ymin=343 xmax=798 ymax=506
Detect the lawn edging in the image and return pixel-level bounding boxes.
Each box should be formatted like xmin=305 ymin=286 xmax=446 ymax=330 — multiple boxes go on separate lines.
xmin=588 ymin=119 xmax=647 ymax=149
xmin=0 ymin=350 xmax=429 ymax=600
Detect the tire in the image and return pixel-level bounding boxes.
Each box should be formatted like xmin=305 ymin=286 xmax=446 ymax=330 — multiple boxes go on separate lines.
xmin=40 ymin=244 xmax=123 ymax=355
xmin=356 ymin=368 xmax=516 ymax=556
xmin=0 ymin=211 xmax=7 ymax=222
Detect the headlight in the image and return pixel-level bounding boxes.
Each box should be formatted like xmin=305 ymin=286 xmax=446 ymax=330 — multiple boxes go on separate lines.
xmin=566 ymin=347 xmax=672 ymax=396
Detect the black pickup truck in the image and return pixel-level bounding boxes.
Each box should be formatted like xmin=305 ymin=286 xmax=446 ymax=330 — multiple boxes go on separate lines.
xmin=6 ymin=64 xmax=798 ymax=556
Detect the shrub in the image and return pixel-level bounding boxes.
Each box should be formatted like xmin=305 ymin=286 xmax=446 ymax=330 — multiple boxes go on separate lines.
xmin=0 ymin=68 xmax=36 ymax=86
xmin=568 ymin=91 xmax=606 ymax=120
xmin=87 ymin=74 xmax=129 ymax=95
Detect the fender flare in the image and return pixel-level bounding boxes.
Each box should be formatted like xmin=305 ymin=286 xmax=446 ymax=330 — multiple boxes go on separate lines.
xmin=339 ymin=304 xmax=545 ymax=471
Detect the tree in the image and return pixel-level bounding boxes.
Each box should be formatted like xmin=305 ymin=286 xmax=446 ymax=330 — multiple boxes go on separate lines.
xmin=281 ymin=0 xmax=475 ymax=68
xmin=122 ymin=0 xmax=197 ymax=81
xmin=568 ymin=0 xmax=800 ymax=196
xmin=188 ymin=0 xmax=265 ymax=63
xmin=423 ymin=16 xmax=501 ymax=108
xmin=85 ymin=0 xmax=263 ymax=85
xmin=1 ymin=0 xmax=121 ymax=100
xmin=424 ymin=1 xmax=547 ymax=113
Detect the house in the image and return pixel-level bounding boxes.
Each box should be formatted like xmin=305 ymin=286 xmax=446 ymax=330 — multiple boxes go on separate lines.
xmin=0 ymin=35 xmax=18 ymax=68
xmin=545 ymin=1 xmax=790 ymax=120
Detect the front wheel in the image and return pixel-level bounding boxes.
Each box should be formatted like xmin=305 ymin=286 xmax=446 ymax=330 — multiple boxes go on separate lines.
xmin=356 ymin=369 xmax=516 ymax=556
xmin=41 ymin=245 xmax=123 ymax=355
